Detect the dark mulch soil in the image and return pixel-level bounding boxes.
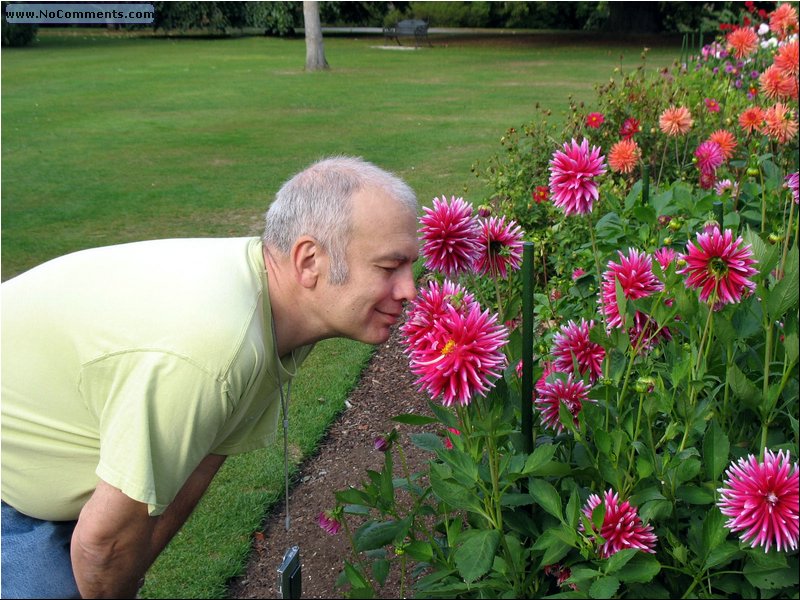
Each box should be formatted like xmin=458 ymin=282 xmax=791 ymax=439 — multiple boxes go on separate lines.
xmin=227 ymin=323 xmax=437 ymax=599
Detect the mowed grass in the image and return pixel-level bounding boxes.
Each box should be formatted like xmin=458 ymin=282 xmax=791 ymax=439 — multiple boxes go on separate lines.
xmin=1 ymin=29 xmax=679 ymax=598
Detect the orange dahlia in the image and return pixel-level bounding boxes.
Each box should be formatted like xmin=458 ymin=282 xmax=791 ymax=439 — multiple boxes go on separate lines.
xmin=659 ymin=105 xmax=693 ymax=136
xmin=608 ymin=138 xmax=642 ymax=174
xmin=739 ymin=106 xmax=765 ymax=134
xmin=760 ymin=65 xmax=799 ymax=100
xmin=774 ymin=40 xmax=799 ymax=77
xmin=763 ymin=102 xmax=799 ymax=144
xmin=769 ymin=2 xmax=799 ymax=40
xmin=708 ymin=129 xmax=738 ymax=160
xmin=727 ymin=26 xmax=760 ymax=58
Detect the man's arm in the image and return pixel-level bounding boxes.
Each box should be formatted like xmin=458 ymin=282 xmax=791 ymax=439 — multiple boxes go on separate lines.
xmin=71 ymin=454 xmax=227 ymax=598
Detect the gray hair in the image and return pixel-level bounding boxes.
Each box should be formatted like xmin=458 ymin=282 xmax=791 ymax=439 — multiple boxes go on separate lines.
xmin=262 ymin=156 xmax=418 ymax=285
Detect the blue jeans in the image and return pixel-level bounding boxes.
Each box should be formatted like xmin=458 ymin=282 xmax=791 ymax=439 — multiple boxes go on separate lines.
xmin=1 ymin=501 xmax=80 ymax=599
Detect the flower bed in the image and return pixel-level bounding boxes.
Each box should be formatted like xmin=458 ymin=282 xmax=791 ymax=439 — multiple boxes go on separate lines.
xmin=323 ymin=3 xmax=799 ymax=598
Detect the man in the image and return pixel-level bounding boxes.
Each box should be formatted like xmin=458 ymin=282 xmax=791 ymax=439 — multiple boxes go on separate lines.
xmin=1 ymin=156 xmax=420 ymax=598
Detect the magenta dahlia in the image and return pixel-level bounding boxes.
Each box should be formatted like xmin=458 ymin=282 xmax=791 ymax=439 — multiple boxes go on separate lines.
xmin=401 ymin=279 xmax=477 ymax=350
xmin=534 ymin=372 xmax=592 ymax=433
xmin=318 ymin=511 xmax=342 ymax=535
xmin=407 ymin=302 xmax=508 ymax=407
xmin=599 ymin=248 xmax=665 ymax=331
xmin=474 ymin=216 xmax=524 ymax=278
xmin=552 ymin=319 xmax=605 ymax=383
xmin=628 ymin=310 xmax=672 ymax=353
xmin=717 ymin=449 xmax=799 ymax=553
xmin=653 ymin=247 xmax=677 ymax=272
xmin=695 ymin=140 xmax=726 ymax=174
xmin=677 ymin=227 xmax=758 ymax=306
xmin=581 ymin=489 xmax=658 ymax=558
xmin=548 ymin=138 xmax=607 ymax=216
xmin=418 ymin=195 xmax=481 ymax=277
xmin=786 ymin=171 xmax=799 ymax=204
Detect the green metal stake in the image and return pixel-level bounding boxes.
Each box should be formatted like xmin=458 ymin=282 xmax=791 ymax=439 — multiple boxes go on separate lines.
xmin=642 ymin=164 xmax=650 ymax=206
xmin=714 ymin=200 xmax=724 ymax=228
xmin=521 ymin=242 xmax=534 ymax=454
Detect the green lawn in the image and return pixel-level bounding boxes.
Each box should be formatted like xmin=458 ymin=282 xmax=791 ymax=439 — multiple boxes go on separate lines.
xmin=1 ymin=28 xmax=680 ymax=598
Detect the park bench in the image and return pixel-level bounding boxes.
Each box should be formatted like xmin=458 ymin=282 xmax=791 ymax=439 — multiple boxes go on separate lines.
xmin=383 ymin=19 xmax=431 ymax=47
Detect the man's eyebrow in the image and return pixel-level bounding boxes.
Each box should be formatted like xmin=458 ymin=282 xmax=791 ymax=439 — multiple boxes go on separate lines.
xmin=376 ymin=252 xmax=418 ymax=263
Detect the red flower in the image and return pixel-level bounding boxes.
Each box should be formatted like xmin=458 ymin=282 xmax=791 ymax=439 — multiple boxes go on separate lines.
xmin=532 ymin=185 xmax=550 ymax=204
xmin=707 ymin=129 xmax=738 ymax=160
xmin=739 ymin=106 xmax=765 ymax=134
xmin=581 ymin=490 xmax=658 ymax=558
xmin=585 ymin=112 xmax=605 ymax=129
xmin=619 ymin=117 xmax=641 ymax=139
xmin=718 ymin=449 xmax=799 ymax=552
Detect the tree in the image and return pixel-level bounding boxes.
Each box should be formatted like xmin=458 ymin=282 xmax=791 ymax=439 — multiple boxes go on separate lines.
xmin=303 ymin=1 xmax=329 ymax=71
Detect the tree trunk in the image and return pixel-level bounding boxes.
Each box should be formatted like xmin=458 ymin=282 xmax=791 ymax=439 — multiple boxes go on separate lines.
xmin=303 ymin=1 xmax=329 ymax=71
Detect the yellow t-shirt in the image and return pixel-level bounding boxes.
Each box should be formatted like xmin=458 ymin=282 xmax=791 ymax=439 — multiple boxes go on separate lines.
xmin=1 ymin=237 xmax=312 ymax=520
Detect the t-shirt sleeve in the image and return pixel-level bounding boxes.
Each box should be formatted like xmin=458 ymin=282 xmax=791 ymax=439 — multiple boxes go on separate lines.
xmin=79 ymin=351 xmax=231 ymax=516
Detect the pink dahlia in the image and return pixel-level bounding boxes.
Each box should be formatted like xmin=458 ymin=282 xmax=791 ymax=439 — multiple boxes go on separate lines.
xmin=534 ymin=372 xmax=592 ymax=433
xmin=769 ymin=2 xmax=799 ymax=39
xmin=599 ymin=248 xmax=665 ymax=331
xmin=581 ymin=489 xmax=658 ymax=558
xmin=653 ymin=247 xmax=677 ymax=271
xmin=548 ymin=138 xmax=607 ymax=216
xmin=318 ymin=511 xmax=342 ymax=535
xmin=408 ymin=302 xmax=508 ymax=407
xmin=678 ymin=227 xmax=758 ymax=306
xmin=418 ymin=195 xmax=481 ymax=277
xmin=718 ymin=449 xmax=799 ymax=553
xmin=695 ymin=141 xmax=725 ymax=174
xmin=704 ymin=97 xmax=721 ymax=113
xmin=474 ymin=216 xmax=524 ymax=279
xmin=401 ymin=279 xmax=476 ymax=350
xmin=552 ymin=319 xmax=605 ymax=383
xmin=763 ymin=102 xmax=799 ymax=144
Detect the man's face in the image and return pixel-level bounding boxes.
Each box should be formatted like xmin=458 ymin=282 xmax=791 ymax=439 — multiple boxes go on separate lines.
xmin=317 ymin=186 xmax=419 ymax=345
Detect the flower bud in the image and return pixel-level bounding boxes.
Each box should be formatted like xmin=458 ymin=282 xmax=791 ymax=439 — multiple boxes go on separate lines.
xmin=478 ymin=204 xmax=492 ymax=218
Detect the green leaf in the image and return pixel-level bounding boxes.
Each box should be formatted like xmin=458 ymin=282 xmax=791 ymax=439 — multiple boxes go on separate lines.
xmin=409 ymin=432 xmax=443 ymax=452
xmin=605 ymin=548 xmax=638 ymax=574
xmin=454 ymin=529 xmax=501 ymax=584
xmin=589 ymin=575 xmax=620 ymax=599
xmin=335 ymin=487 xmax=373 ymax=507
xmin=344 ymin=561 xmax=370 ymax=589
xmin=743 ymin=228 xmax=780 ymax=277
xmin=728 ymin=363 xmax=763 ymax=409
xmin=704 ymin=541 xmax=741 ymax=569
xmin=529 ymin=478 xmax=563 ymax=520
xmin=523 ymin=443 xmax=557 ymax=475
xmin=354 ymin=519 xmax=407 ymax=552
xmin=616 ymin=553 xmax=661 ymax=583
xmin=767 ymin=247 xmax=799 ymax=321
xmin=391 ymin=413 xmax=438 ymax=426
xmin=676 ymin=485 xmax=715 ymax=504
xmin=675 ymin=457 xmax=701 ymax=483
xmin=405 ymin=540 xmax=433 ymax=562
xmin=701 ymin=508 xmax=728 ymax=559
xmin=743 ymin=555 xmax=798 ymax=590
xmin=372 ymin=559 xmax=390 ymax=586
xmin=429 ymin=463 xmax=482 ymax=512
xmin=703 ymin=420 xmax=730 ymax=481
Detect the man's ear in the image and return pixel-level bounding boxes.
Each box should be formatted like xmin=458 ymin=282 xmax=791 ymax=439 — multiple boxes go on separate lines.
xmin=292 ymin=235 xmax=322 ymax=289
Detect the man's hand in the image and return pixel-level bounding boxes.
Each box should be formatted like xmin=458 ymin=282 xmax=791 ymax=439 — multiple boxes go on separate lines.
xmin=71 ymin=454 xmax=226 ymax=598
